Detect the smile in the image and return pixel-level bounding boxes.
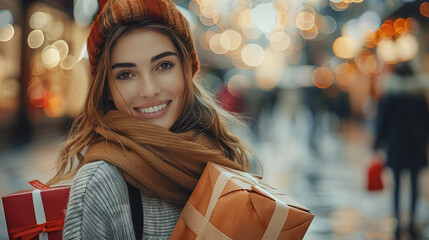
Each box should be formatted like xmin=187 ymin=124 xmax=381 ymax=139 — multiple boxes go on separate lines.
xmin=136 ymin=102 xmax=169 ymax=113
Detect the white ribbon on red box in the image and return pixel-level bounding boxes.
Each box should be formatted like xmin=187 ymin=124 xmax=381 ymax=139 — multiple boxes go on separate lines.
xmin=29 ymin=180 xmax=50 ymax=240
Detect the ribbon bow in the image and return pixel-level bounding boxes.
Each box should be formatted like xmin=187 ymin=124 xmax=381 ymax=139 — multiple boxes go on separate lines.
xmin=10 ymin=219 xmax=64 ymax=240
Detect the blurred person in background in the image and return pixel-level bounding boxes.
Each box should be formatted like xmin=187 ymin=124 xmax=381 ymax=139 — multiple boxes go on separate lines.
xmin=373 ymin=61 xmax=429 ymax=240
xmin=45 ymin=0 xmax=253 ymax=238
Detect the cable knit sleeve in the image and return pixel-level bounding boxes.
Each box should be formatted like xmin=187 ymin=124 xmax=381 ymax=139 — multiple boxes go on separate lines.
xmin=63 ymin=161 xmax=135 ymax=240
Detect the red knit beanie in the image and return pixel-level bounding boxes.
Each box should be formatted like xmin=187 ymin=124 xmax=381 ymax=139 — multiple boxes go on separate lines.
xmin=87 ymin=0 xmax=199 ymax=77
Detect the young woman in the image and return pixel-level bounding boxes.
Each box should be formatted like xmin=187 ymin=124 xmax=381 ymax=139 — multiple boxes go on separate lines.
xmin=47 ymin=0 xmax=253 ymax=239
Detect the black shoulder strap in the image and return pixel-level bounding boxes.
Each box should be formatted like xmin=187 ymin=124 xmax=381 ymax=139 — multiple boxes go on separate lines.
xmin=126 ymin=182 xmax=143 ymax=240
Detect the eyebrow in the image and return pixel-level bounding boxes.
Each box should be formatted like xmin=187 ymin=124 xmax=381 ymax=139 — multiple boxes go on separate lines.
xmin=151 ymin=51 xmax=177 ymax=62
xmin=111 ymin=51 xmax=178 ymax=69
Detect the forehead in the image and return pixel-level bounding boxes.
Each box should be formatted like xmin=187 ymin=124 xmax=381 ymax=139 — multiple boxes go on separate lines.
xmin=110 ymin=28 xmax=178 ymax=62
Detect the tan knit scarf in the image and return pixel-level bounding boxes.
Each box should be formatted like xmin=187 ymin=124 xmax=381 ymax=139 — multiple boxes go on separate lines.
xmin=85 ymin=110 xmax=245 ymax=205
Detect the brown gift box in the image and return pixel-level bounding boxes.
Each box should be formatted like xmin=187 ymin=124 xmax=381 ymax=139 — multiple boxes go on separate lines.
xmin=169 ymin=162 xmax=314 ymax=240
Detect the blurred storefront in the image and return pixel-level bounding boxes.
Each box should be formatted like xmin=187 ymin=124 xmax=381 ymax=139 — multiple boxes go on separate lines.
xmin=0 ymin=0 xmax=428 ymax=151
xmin=0 ymin=0 xmax=95 ymax=150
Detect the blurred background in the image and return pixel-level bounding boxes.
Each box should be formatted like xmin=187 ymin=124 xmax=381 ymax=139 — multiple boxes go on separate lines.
xmin=0 ymin=0 xmax=429 ymax=239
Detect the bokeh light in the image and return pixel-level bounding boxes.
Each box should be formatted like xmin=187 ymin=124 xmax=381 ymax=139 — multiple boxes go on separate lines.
xmin=376 ymin=39 xmax=396 ymax=63
xmin=239 ymin=9 xmax=253 ymax=29
xmin=241 ymin=44 xmax=264 ymax=67
xmin=269 ymin=32 xmax=291 ymax=51
xmin=60 ymin=55 xmax=76 ymax=70
xmin=255 ymin=48 xmax=284 ymax=90
xmin=41 ymin=45 xmax=61 ymax=69
xmin=420 ymin=2 xmax=429 ymax=17
xmin=0 ymin=24 xmax=14 ymax=42
xmin=296 ymin=12 xmax=315 ymax=31
xmin=333 ymin=36 xmax=358 ymax=59
xmin=228 ymin=74 xmax=251 ymax=96
xmin=29 ymin=11 xmax=52 ymax=29
xmin=27 ymin=30 xmax=44 ymax=48
xmin=221 ymin=29 xmax=242 ymax=51
xmin=395 ymin=33 xmax=418 ymax=62
xmin=312 ymin=66 xmax=334 ymax=89
xmin=394 ymin=18 xmax=406 ymax=34
xmin=53 ymin=40 xmax=69 ymax=60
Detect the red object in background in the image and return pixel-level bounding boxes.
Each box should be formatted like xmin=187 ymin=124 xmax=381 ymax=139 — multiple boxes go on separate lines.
xmin=367 ymin=156 xmax=384 ymax=191
xmin=2 ymin=185 xmax=70 ymax=240
xmin=216 ymin=85 xmax=244 ymax=114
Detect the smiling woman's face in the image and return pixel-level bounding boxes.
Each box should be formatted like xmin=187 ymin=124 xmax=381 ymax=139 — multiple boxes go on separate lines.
xmin=108 ymin=28 xmax=185 ymax=129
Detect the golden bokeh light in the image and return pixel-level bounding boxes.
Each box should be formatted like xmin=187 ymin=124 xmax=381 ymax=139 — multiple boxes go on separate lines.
xmin=241 ymin=44 xmax=264 ymax=67
xmin=199 ymin=14 xmax=218 ymax=26
xmin=395 ymin=33 xmax=418 ymax=62
xmin=221 ymin=29 xmax=242 ymax=51
xmin=269 ymin=32 xmax=291 ymax=51
xmin=60 ymin=55 xmax=77 ymax=70
xmin=29 ymin=11 xmax=52 ymax=29
xmin=255 ymin=49 xmax=284 ymax=90
xmin=276 ymin=10 xmax=288 ymax=28
xmin=209 ymin=34 xmax=228 ymax=54
xmin=296 ymin=12 xmax=315 ymax=31
xmin=332 ymin=36 xmax=358 ymax=59
xmin=376 ymin=39 xmax=397 ymax=63
xmin=355 ymin=49 xmax=377 ymax=73
xmin=27 ymin=30 xmax=44 ymax=48
xmin=0 ymin=24 xmax=14 ymax=42
xmin=420 ymin=2 xmax=429 ymax=17
xmin=330 ymin=1 xmax=349 ymax=11
xmin=41 ymin=45 xmax=60 ymax=69
xmin=53 ymin=40 xmax=69 ymax=60
xmin=228 ymin=74 xmax=251 ymax=96
xmin=300 ymin=25 xmax=318 ymax=40
xmin=239 ymin=9 xmax=253 ymax=29
xmin=312 ymin=66 xmax=334 ymax=89
xmin=199 ymin=1 xmax=218 ymax=19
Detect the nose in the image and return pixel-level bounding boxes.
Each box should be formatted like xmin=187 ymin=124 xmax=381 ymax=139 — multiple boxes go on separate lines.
xmin=138 ymin=74 xmax=161 ymax=98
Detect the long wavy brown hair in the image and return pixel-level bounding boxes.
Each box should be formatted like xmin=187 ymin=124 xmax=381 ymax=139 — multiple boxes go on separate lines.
xmin=47 ymin=21 xmax=255 ymax=185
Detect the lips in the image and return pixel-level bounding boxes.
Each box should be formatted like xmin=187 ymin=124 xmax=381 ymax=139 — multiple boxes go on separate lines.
xmin=134 ymin=100 xmax=171 ymax=120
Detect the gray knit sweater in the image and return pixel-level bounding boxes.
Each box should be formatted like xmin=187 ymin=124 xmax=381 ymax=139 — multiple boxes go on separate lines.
xmin=63 ymin=161 xmax=183 ymax=240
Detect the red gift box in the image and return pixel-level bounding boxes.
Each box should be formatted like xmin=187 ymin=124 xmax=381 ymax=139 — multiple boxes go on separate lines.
xmin=2 ymin=181 xmax=70 ymax=240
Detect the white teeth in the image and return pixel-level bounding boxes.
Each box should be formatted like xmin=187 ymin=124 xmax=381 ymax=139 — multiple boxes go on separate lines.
xmin=137 ymin=103 xmax=168 ymax=113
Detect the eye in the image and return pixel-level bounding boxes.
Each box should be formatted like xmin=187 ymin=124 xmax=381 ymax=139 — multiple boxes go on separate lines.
xmin=116 ymin=71 xmax=134 ymax=80
xmin=157 ymin=62 xmax=174 ymax=71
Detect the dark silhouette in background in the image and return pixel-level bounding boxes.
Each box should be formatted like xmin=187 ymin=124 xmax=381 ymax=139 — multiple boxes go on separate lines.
xmin=374 ymin=62 xmax=429 ymax=240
